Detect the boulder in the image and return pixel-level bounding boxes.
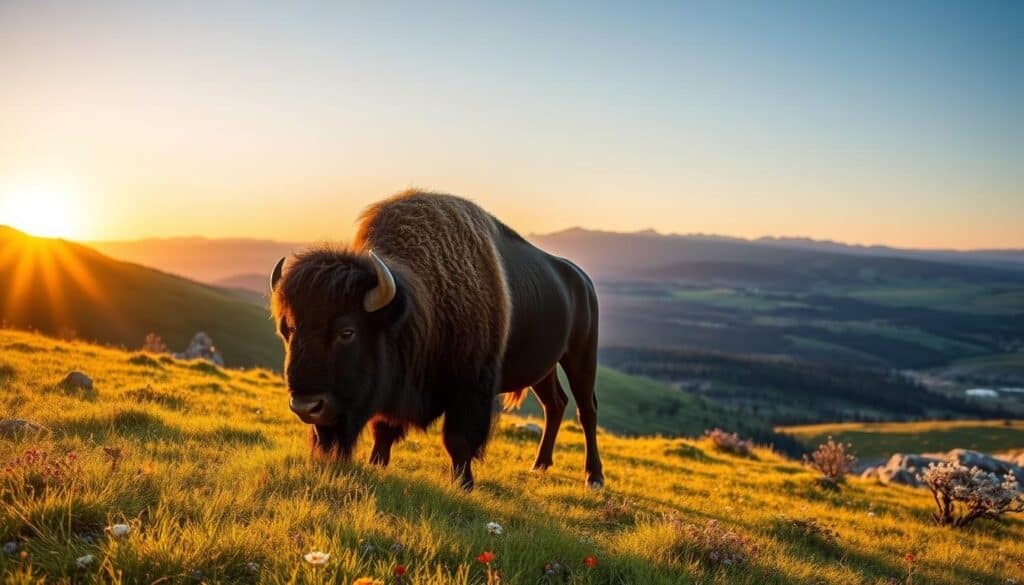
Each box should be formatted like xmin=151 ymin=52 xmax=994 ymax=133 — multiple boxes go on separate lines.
xmin=515 ymin=422 xmax=543 ymax=437
xmin=862 ymin=449 xmax=1024 ymax=489
xmin=173 ymin=332 xmax=225 ymax=366
xmin=61 ymin=371 xmax=93 ymax=390
xmin=0 ymin=419 xmax=49 ymax=437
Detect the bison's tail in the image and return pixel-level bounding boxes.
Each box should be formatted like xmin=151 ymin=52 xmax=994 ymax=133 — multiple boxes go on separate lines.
xmin=502 ymin=388 xmax=528 ymax=411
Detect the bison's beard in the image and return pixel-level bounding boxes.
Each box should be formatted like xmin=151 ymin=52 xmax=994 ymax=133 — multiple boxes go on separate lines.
xmin=309 ymin=423 xmax=361 ymax=461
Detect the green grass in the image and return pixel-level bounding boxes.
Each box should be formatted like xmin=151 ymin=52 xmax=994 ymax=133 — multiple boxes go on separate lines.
xmin=837 ymin=282 xmax=1024 ymax=315
xmin=2 ymin=329 xmax=1024 ymax=584
xmin=780 ymin=420 xmax=1024 ymax=460
xmin=518 ymin=366 xmax=775 ymax=439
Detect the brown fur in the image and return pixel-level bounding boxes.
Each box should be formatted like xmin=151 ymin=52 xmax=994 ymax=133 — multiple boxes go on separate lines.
xmin=353 ymin=190 xmax=512 ymax=373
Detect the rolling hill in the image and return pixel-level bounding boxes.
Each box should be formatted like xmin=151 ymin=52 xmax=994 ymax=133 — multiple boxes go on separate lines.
xmin=0 ymin=226 xmax=282 ymax=368
xmin=1 ymin=328 xmax=1021 ymax=584
xmin=1 ymin=227 xmax=797 ymax=443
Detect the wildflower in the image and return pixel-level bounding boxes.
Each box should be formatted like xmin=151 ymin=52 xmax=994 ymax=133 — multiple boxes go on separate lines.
xmin=352 ymin=579 xmax=383 ymax=585
xmin=190 ymin=570 xmax=204 ymax=580
xmin=3 ymin=542 xmax=17 ymax=555
xmin=486 ymin=521 xmax=504 ymax=535
xmin=709 ymin=551 xmax=720 ymax=562
xmin=477 ymin=551 xmax=495 ymax=564
xmin=584 ymin=555 xmax=598 ymax=569
xmin=394 ymin=564 xmax=407 ymax=576
xmin=246 ymin=562 xmax=260 ymax=573
xmin=75 ymin=554 xmax=94 ymax=568
xmin=390 ymin=543 xmax=405 ymax=554
xmin=304 ymin=551 xmax=330 ymax=565
xmin=105 ymin=524 xmax=131 ymax=538
xmin=904 ymin=552 xmax=916 ymax=563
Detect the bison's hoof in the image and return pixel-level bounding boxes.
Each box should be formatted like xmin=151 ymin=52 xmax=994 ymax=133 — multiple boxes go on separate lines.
xmin=531 ymin=462 xmax=552 ymax=472
xmin=586 ymin=476 xmax=605 ymax=490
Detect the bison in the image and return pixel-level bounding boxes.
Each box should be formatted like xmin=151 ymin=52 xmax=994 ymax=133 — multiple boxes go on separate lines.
xmin=270 ymin=190 xmax=604 ymax=489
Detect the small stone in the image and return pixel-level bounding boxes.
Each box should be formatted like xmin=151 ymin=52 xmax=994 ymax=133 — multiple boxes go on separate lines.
xmin=515 ymin=422 xmax=543 ymax=436
xmin=0 ymin=419 xmax=48 ymax=437
xmin=62 ymin=371 xmax=93 ymax=390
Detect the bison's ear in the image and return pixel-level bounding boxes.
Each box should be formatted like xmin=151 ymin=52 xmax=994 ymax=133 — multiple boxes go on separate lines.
xmin=270 ymin=257 xmax=286 ymax=292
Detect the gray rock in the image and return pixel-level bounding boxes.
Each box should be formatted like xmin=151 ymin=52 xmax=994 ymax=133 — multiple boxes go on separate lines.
xmin=173 ymin=332 xmax=225 ymax=367
xmin=515 ymin=422 xmax=543 ymax=436
xmin=0 ymin=419 xmax=49 ymax=437
xmin=862 ymin=449 xmax=1024 ymax=489
xmin=61 ymin=371 xmax=93 ymax=390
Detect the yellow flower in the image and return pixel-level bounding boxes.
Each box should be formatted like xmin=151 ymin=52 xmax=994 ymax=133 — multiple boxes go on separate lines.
xmin=352 ymin=578 xmax=383 ymax=585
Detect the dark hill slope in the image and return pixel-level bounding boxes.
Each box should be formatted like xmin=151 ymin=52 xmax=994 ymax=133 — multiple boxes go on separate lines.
xmin=0 ymin=226 xmax=281 ymax=368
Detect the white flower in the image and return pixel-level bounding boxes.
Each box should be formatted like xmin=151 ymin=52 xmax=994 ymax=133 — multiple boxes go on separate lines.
xmin=304 ymin=551 xmax=330 ymax=565
xmin=867 ymin=511 xmax=877 ymax=517
xmin=105 ymin=524 xmax=130 ymax=538
xmin=246 ymin=562 xmax=260 ymax=573
xmin=486 ymin=522 xmax=504 ymax=536
xmin=76 ymin=554 xmax=94 ymax=568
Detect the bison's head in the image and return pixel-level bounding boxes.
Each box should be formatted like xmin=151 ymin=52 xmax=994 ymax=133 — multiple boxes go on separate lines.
xmin=269 ymin=248 xmax=408 ymax=459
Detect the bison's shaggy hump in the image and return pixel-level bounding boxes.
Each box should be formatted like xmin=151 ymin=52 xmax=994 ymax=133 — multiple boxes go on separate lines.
xmin=354 ymin=190 xmax=512 ymax=367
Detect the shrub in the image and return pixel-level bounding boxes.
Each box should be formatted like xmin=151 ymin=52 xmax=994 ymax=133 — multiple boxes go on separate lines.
xmin=601 ymin=496 xmax=635 ymax=523
xmin=920 ymin=460 xmax=1024 ymax=528
xmin=804 ymin=437 xmax=856 ymax=484
xmin=664 ymin=514 xmax=758 ymax=567
xmin=2 ymin=448 xmax=82 ymax=497
xmin=779 ymin=515 xmax=839 ymax=544
xmin=142 ymin=333 xmax=168 ymax=353
xmin=703 ymin=428 xmax=753 ymax=456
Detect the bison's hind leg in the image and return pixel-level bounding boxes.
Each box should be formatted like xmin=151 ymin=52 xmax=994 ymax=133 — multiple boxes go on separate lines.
xmin=530 ymin=369 xmax=568 ymax=471
xmin=561 ymin=336 xmax=605 ymax=489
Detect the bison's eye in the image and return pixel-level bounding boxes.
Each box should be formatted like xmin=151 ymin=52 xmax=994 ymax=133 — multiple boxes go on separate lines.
xmin=336 ymin=328 xmax=356 ymax=344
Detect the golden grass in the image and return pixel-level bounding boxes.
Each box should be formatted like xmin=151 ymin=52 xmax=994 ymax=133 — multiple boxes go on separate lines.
xmin=1 ymin=328 xmax=1022 ymax=584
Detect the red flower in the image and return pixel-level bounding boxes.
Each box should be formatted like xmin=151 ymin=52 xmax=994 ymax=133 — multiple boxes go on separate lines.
xmin=904 ymin=552 xmax=916 ymax=563
xmin=394 ymin=565 xmax=407 ymax=576
xmin=584 ymin=556 xmax=598 ymax=569
xmin=477 ymin=551 xmax=495 ymax=564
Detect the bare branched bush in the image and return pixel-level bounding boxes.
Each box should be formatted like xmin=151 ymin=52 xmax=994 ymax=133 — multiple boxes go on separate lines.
xmin=664 ymin=514 xmax=758 ymax=566
xmin=703 ymin=428 xmax=753 ymax=456
xmin=804 ymin=436 xmax=856 ymax=483
xmin=781 ymin=515 xmax=839 ymax=544
xmin=601 ymin=496 xmax=636 ymax=523
xmin=143 ymin=333 xmax=169 ymax=353
xmin=920 ymin=460 xmax=1024 ymax=528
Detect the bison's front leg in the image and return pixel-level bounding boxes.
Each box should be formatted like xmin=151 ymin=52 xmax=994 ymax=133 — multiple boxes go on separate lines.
xmin=441 ymin=371 xmax=498 ymax=491
xmin=369 ymin=421 xmax=407 ymax=467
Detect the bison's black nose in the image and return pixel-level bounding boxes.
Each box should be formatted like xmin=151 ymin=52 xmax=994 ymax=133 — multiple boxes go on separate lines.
xmin=289 ymin=393 xmax=335 ymax=424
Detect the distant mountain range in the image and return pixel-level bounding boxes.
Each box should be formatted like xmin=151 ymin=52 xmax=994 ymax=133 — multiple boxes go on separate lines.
xmin=530 ymin=228 xmax=1024 ymax=282
xmin=87 ymin=229 xmax=1024 ymax=293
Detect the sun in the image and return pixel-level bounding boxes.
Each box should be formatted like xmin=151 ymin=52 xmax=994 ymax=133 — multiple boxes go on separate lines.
xmin=0 ymin=181 xmax=87 ymax=239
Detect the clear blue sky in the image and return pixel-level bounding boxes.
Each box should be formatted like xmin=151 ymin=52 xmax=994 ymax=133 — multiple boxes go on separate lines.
xmin=1 ymin=1 xmax=1021 ymax=248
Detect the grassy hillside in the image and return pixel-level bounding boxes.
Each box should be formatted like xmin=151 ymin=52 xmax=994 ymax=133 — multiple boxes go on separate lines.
xmin=781 ymin=420 xmax=1024 ymax=460
xmin=516 ymin=366 xmax=802 ymax=454
xmin=2 ymin=329 xmax=1023 ymax=584
xmin=0 ymin=226 xmax=282 ymax=368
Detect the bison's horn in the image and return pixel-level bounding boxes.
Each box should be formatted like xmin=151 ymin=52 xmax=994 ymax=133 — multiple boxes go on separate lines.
xmin=270 ymin=257 xmax=286 ymax=292
xmin=364 ymin=250 xmax=396 ymax=312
